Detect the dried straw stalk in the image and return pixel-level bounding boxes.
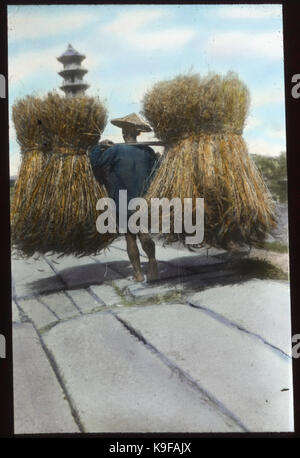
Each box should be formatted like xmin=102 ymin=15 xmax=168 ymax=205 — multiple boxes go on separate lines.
xmin=11 ymin=95 xmax=51 ymax=221
xmin=12 ymin=92 xmax=115 ymax=257
xmin=142 ymin=72 xmax=276 ymax=248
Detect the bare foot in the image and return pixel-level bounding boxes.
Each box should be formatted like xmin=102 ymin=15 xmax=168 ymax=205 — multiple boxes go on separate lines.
xmin=133 ymin=272 xmax=145 ymax=282
xmin=147 ymin=259 xmax=158 ymax=282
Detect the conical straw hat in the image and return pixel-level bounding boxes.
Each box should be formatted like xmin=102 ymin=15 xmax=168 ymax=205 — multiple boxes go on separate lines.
xmin=111 ymin=113 xmax=152 ymax=132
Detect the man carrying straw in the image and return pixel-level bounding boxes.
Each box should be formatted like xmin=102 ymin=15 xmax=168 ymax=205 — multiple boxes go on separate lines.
xmin=89 ymin=113 xmax=159 ymax=282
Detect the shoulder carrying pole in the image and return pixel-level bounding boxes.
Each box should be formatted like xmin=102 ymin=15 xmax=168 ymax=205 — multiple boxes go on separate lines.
xmin=114 ymin=141 xmax=165 ymax=146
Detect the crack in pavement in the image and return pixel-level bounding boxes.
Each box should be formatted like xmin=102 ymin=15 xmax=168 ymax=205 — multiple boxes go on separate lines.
xmin=187 ymin=301 xmax=291 ymax=361
xmin=112 ymin=311 xmax=248 ymax=433
xmin=14 ymin=316 xmax=85 ymax=433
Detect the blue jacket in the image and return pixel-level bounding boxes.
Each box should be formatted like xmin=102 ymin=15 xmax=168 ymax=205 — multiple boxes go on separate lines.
xmin=89 ymin=143 xmax=158 ymax=209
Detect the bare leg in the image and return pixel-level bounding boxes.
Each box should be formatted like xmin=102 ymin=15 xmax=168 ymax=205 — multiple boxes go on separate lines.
xmin=125 ymin=233 xmax=144 ymax=282
xmin=138 ymin=233 xmax=158 ymax=281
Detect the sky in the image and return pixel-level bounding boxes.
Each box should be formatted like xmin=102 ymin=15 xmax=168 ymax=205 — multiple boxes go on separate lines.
xmin=7 ymin=4 xmax=286 ymax=176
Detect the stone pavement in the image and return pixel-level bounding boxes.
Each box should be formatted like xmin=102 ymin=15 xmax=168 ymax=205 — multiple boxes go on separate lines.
xmin=11 ymin=237 xmax=294 ymax=434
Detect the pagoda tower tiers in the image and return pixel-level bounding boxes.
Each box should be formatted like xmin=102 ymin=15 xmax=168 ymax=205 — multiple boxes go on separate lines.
xmin=57 ymin=44 xmax=90 ymax=97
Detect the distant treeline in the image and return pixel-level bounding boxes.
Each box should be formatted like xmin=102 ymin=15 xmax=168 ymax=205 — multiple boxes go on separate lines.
xmin=251 ymin=152 xmax=287 ymax=203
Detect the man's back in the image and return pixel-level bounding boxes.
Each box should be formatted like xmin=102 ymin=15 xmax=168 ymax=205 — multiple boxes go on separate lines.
xmin=90 ymin=111 xmax=159 ymax=282
xmin=90 ymin=143 xmax=158 ymax=204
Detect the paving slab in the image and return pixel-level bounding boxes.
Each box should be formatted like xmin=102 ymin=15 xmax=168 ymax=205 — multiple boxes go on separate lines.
xmin=13 ymin=323 xmax=79 ymax=434
xmin=91 ymin=247 xmax=134 ymax=278
xmin=67 ymin=289 xmax=105 ymax=314
xmin=152 ymin=245 xmax=202 ymax=262
xmin=113 ymin=261 xmax=192 ymax=283
xmin=12 ymin=300 xmax=21 ymax=323
xmin=98 ymin=260 xmax=133 ymax=278
xmin=154 ymin=242 xmax=227 ymax=258
xmin=43 ymin=313 xmax=243 ymax=433
xmin=40 ymin=292 xmax=80 ymax=320
xmin=57 ymin=262 xmax=122 ymax=289
xmin=18 ymin=297 xmax=58 ymax=331
xmin=126 ymin=283 xmax=183 ymax=300
xmin=90 ymin=284 xmax=123 ymax=307
xmin=112 ymin=278 xmax=137 ymax=292
xmin=167 ymin=254 xmax=225 ymax=272
xmin=176 ymin=269 xmax=238 ymax=291
xmin=92 ymin=244 xmax=201 ymax=280
xmin=45 ymin=254 xmax=96 ymax=271
xmin=110 ymin=238 xmax=203 ymax=261
xmin=92 ymin=246 xmax=131 ymax=263
xmin=92 ymin=257 xmax=189 ymax=281
xmin=155 ymin=261 xmax=191 ymax=281
xmin=188 ymin=279 xmax=292 ymax=356
xmin=11 ymin=257 xmax=64 ymax=299
xmin=116 ymin=303 xmax=294 ymax=432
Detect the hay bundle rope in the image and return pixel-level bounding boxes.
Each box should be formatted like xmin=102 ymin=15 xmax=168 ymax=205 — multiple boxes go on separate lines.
xmin=12 ymin=92 xmax=115 ymax=257
xmin=142 ymin=72 xmax=276 ymax=248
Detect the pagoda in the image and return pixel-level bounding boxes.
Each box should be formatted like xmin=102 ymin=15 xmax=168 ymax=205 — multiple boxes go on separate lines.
xmin=57 ymin=44 xmax=89 ymax=97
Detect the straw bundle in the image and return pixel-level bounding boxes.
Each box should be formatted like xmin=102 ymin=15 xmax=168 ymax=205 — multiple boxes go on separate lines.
xmin=12 ymin=92 xmax=115 ymax=257
xmin=11 ymin=95 xmax=52 ymax=220
xmin=142 ymin=72 xmax=276 ymax=248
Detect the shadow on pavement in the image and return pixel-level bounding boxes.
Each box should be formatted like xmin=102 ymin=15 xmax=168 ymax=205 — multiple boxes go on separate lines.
xmin=28 ymin=254 xmax=248 ymax=293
